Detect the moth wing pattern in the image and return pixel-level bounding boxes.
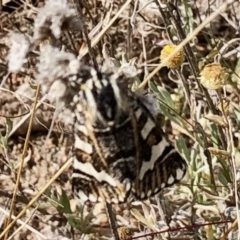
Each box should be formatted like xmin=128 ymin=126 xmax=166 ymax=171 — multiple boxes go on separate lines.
xmin=70 ymin=68 xmax=137 ymax=204
xmin=131 ymin=95 xmax=187 ymax=200
xmin=55 ymin=65 xmax=186 ymax=204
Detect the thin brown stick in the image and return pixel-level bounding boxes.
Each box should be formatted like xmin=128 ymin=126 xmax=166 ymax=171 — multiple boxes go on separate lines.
xmin=0 ymin=206 xmax=46 ymax=239
xmin=137 ymin=0 xmax=233 ymax=90
xmin=105 ymin=202 xmax=120 ymax=240
xmin=0 ymin=157 xmax=72 ymax=238
xmin=3 ymin=85 xmax=41 ymax=240
xmin=220 ymin=219 xmax=238 ymax=240
xmin=8 ymin=205 xmax=38 ymax=240
xmin=78 ymin=0 xmax=132 ymax=59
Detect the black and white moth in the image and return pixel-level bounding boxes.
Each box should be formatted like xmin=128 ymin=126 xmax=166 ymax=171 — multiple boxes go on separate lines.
xmin=62 ymin=65 xmax=187 ymax=204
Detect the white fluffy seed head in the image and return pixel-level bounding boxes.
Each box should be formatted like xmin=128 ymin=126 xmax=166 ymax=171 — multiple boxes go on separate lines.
xmin=8 ymin=32 xmax=30 ymax=73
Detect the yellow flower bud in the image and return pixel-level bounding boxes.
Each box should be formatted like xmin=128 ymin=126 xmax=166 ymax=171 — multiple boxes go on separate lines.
xmin=117 ymin=227 xmax=132 ymax=240
xmin=200 ymin=63 xmax=229 ymax=90
xmin=160 ymin=44 xmax=185 ymax=68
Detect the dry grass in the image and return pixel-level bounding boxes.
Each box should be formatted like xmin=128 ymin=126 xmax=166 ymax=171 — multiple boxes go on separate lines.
xmin=0 ymin=0 xmax=240 ymax=239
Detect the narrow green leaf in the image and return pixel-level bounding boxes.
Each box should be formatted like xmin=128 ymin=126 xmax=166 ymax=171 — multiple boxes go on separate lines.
xmin=44 ymin=188 xmax=52 ymax=198
xmin=176 ymin=136 xmax=190 ymax=163
xmin=59 ymin=190 xmax=72 ymax=214
xmin=150 ymin=83 xmax=175 ymax=109
xmin=5 ymin=118 xmax=13 ymax=137
xmin=149 ymin=82 xmax=176 ymax=121
xmin=218 ymin=169 xmax=230 ymax=186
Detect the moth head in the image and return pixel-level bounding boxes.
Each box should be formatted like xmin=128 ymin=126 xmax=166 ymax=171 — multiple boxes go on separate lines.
xmin=81 ymin=69 xmax=126 ymax=126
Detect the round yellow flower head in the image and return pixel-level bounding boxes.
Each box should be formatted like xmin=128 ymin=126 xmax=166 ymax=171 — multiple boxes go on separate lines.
xmin=200 ymin=63 xmax=229 ymax=90
xmin=160 ymin=44 xmax=185 ymax=68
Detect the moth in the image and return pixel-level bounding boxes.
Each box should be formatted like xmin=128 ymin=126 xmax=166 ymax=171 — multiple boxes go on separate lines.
xmin=63 ymin=66 xmax=187 ymax=204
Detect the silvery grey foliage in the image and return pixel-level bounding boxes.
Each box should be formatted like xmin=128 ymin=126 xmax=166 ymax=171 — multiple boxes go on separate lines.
xmin=33 ymin=0 xmax=81 ymax=41
xmin=7 ymin=33 xmax=30 ymax=73
xmin=136 ymin=91 xmax=160 ymax=116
